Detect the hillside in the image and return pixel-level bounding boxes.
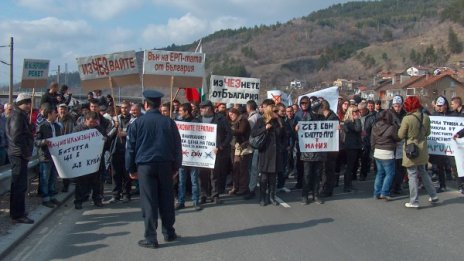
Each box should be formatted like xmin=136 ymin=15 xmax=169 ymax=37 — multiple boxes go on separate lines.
xmin=5 ymin=0 xmax=464 ymax=99
xmin=164 ymin=0 xmax=464 ymax=94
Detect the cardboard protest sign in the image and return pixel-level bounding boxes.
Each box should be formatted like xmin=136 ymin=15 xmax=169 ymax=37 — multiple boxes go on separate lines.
xmin=176 ymin=121 xmax=217 ymax=169
xmin=298 ymin=86 xmax=339 ymax=115
xmin=297 ymin=121 xmax=339 ymax=152
xmin=428 ymin=116 xmax=464 ymax=156
xmin=21 ymin=59 xmax=49 ymax=88
xmin=267 ymin=90 xmax=292 ymax=106
xmin=77 ymin=50 xmax=140 ymax=91
xmin=451 ymin=138 xmax=464 ymax=177
xmin=47 ymin=129 xmax=105 ymax=178
xmin=209 ymin=75 xmax=260 ymax=104
xmin=142 ymin=50 xmax=205 ymax=89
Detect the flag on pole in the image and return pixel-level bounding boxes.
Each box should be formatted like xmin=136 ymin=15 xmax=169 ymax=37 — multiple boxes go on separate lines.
xmin=185 ymin=39 xmax=205 ymax=103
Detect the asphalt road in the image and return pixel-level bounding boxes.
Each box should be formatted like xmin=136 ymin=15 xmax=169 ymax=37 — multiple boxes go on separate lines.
xmin=5 ymin=179 xmax=464 ymax=261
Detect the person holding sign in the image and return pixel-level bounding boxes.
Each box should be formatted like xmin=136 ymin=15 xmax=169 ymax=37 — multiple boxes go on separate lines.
xmin=7 ymin=93 xmax=34 ymax=224
xmin=73 ymin=112 xmax=105 ymax=210
xmin=35 ymin=105 xmax=62 ymax=208
xmin=295 ymin=96 xmax=326 ymax=205
xmin=398 ymin=96 xmax=438 ymax=208
xmin=126 ymin=90 xmax=182 ymax=249
xmin=198 ymin=100 xmax=232 ymax=205
xmin=175 ymin=103 xmax=202 ymax=211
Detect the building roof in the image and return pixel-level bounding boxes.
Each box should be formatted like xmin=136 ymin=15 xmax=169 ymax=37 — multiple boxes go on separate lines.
xmin=410 ymin=74 xmax=463 ymax=89
xmin=376 ymin=76 xmax=423 ymax=92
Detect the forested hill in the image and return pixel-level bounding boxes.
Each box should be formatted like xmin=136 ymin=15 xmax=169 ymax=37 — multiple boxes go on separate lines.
xmin=163 ymin=0 xmax=464 ymax=91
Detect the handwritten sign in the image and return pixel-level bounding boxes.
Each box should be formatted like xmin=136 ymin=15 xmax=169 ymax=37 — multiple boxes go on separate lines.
xmin=47 ymin=129 xmax=105 ymax=178
xmin=77 ymin=50 xmax=140 ymax=90
xmin=176 ymin=121 xmax=217 ymax=169
xmin=428 ymin=116 xmax=464 ymax=156
xmin=21 ymin=59 xmax=49 ymax=88
xmin=142 ymin=50 xmax=205 ymax=89
xmin=451 ymin=138 xmax=464 ymax=177
xmin=298 ymin=121 xmax=339 ymax=152
xmin=210 ymin=75 xmax=260 ymax=104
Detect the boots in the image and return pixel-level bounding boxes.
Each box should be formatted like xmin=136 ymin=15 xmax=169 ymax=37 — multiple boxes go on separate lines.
xmin=269 ymin=175 xmax=279 ymax=206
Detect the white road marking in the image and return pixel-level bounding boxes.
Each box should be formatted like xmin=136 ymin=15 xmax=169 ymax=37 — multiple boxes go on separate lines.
xmin=275 ymin=196 xmax=291 ymax=208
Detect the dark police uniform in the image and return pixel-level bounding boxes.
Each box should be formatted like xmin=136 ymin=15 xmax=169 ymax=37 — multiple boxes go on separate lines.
xmin=126 ymin=90 xmax=182 ymax=247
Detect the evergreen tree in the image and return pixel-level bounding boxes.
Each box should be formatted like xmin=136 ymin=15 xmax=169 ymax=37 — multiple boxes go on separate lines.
xmin=448 ymin=27 xmax=463 ymax=54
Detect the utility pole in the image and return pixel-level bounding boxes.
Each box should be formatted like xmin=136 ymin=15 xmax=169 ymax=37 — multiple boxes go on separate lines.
xmin=57 ymin=65 xmax=60 ymax=84
xmin=64 ymin=63 xmax=68 ymax=85
xmin=9 ymin=37 xmax=13 ymax=104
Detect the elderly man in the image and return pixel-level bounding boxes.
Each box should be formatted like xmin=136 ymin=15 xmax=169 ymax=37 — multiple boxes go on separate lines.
xmin=7 ymin=93 xmax=35 ymax=224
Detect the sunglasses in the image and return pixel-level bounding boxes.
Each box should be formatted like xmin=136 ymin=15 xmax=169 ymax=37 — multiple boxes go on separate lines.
xmin=300 ymin=102 xmax=308 ymax=105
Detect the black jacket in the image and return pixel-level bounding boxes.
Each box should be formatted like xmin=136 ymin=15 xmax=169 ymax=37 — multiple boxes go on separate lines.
xmin=251 ymin=117 xmax=286 ymax=173
xmin=40 ymin=91 xmax=59 ymax=108
xmin=6 ymin=107 xmax=34 ymax=158
xmin=35 ymin=121 xmax=62 ymax=161
xmin=198 ymin=113 xmax=232 ymax=151
xmin=343 ymin=119 xmax=362 ymax=150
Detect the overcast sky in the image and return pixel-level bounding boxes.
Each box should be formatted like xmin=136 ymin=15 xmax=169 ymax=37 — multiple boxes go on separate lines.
xmin=0 ymin=0 xmax=356 ymax=85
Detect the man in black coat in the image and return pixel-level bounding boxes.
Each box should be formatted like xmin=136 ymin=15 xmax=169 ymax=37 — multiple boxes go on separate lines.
xmin=6 ymin=93 xmax=34 ymax=224
xmin=197 ymin=100 xmax=232 ymax=204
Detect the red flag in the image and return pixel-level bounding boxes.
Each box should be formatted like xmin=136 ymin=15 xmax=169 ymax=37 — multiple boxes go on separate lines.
xmin=185 ymin=88 xmax=201 ymax=103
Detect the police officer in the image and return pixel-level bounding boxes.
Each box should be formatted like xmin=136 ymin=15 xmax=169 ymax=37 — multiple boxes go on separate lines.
xmin=126 ymin=90 xmax=182 ymax=249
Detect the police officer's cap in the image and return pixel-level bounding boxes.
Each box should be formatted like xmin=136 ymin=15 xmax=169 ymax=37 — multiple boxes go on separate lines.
xmin=199 ymin=100 xmax=213 ymax=108
xmin=143 ymin=90 xmax=164 ymax=101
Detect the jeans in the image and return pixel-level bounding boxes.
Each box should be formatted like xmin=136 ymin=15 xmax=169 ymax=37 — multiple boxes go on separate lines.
xmin=248 ymin=149 xmax=259 ymax=192
xmin=178 ymin=166 xmax=199 ymax=204
xmin=373 ymin=158 xmax=395 ymax=197
xmin=39 ymin=161 xmax=57 ymax=202
xmin=406 ymin=165 xmax=437 ymax=204
xmin=302 ymin=161 xmax=323 ymax=198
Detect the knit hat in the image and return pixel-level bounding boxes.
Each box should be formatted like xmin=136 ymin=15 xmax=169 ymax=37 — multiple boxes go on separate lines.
xmin=403 ymin=96 xmax=422 ymax=112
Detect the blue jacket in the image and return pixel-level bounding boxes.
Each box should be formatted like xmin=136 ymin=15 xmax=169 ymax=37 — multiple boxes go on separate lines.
xmin=125 ymin=109 xmax=182 ymax=173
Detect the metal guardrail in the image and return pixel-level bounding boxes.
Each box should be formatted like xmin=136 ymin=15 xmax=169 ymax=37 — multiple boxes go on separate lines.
xmin=0 ymin=157 xmax=39 ymax=195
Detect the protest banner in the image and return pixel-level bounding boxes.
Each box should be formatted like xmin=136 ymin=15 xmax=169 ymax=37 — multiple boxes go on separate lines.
xmin=428 ymin=116 xmax=464 ymax=156
xmin=297 ymin=120 xmax=339 ymax=152
xmin=267 ymin=90 xmax=292 ymax=106
xmin=450 ymin=138 xmax=464 ymax=177
xmin=77 ymin=50 xmax=140 ymax=91
xmin=298 ymin=86 xmax=339 ymax=115
xmin=21 ymin=59 xmax=49 ymax=89
xmin=47 ymin=129 xmax=105 ymax=178
xmin=176 ymin=121 xmax=217 ymax=169
xmin=142 ymin=50 xmax=205 ymax=89
xmin=209 ymin=75 xmax=260 ymax=104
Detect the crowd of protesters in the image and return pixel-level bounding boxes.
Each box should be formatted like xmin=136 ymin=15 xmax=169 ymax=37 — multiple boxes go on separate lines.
xmin=6 ymin=81 xmax=464 ymax=225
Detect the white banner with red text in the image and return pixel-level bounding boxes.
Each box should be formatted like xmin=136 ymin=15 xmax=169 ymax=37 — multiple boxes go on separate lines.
xmin=142 ymin=50 xmax=205 ymax=89
xmin=209 ymin=75 xmax=260 ymax=104
xmin=176 ymin=121 xmax=217 ymax=169
xmin=47 ymin=129 xmax=105 ymax=178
